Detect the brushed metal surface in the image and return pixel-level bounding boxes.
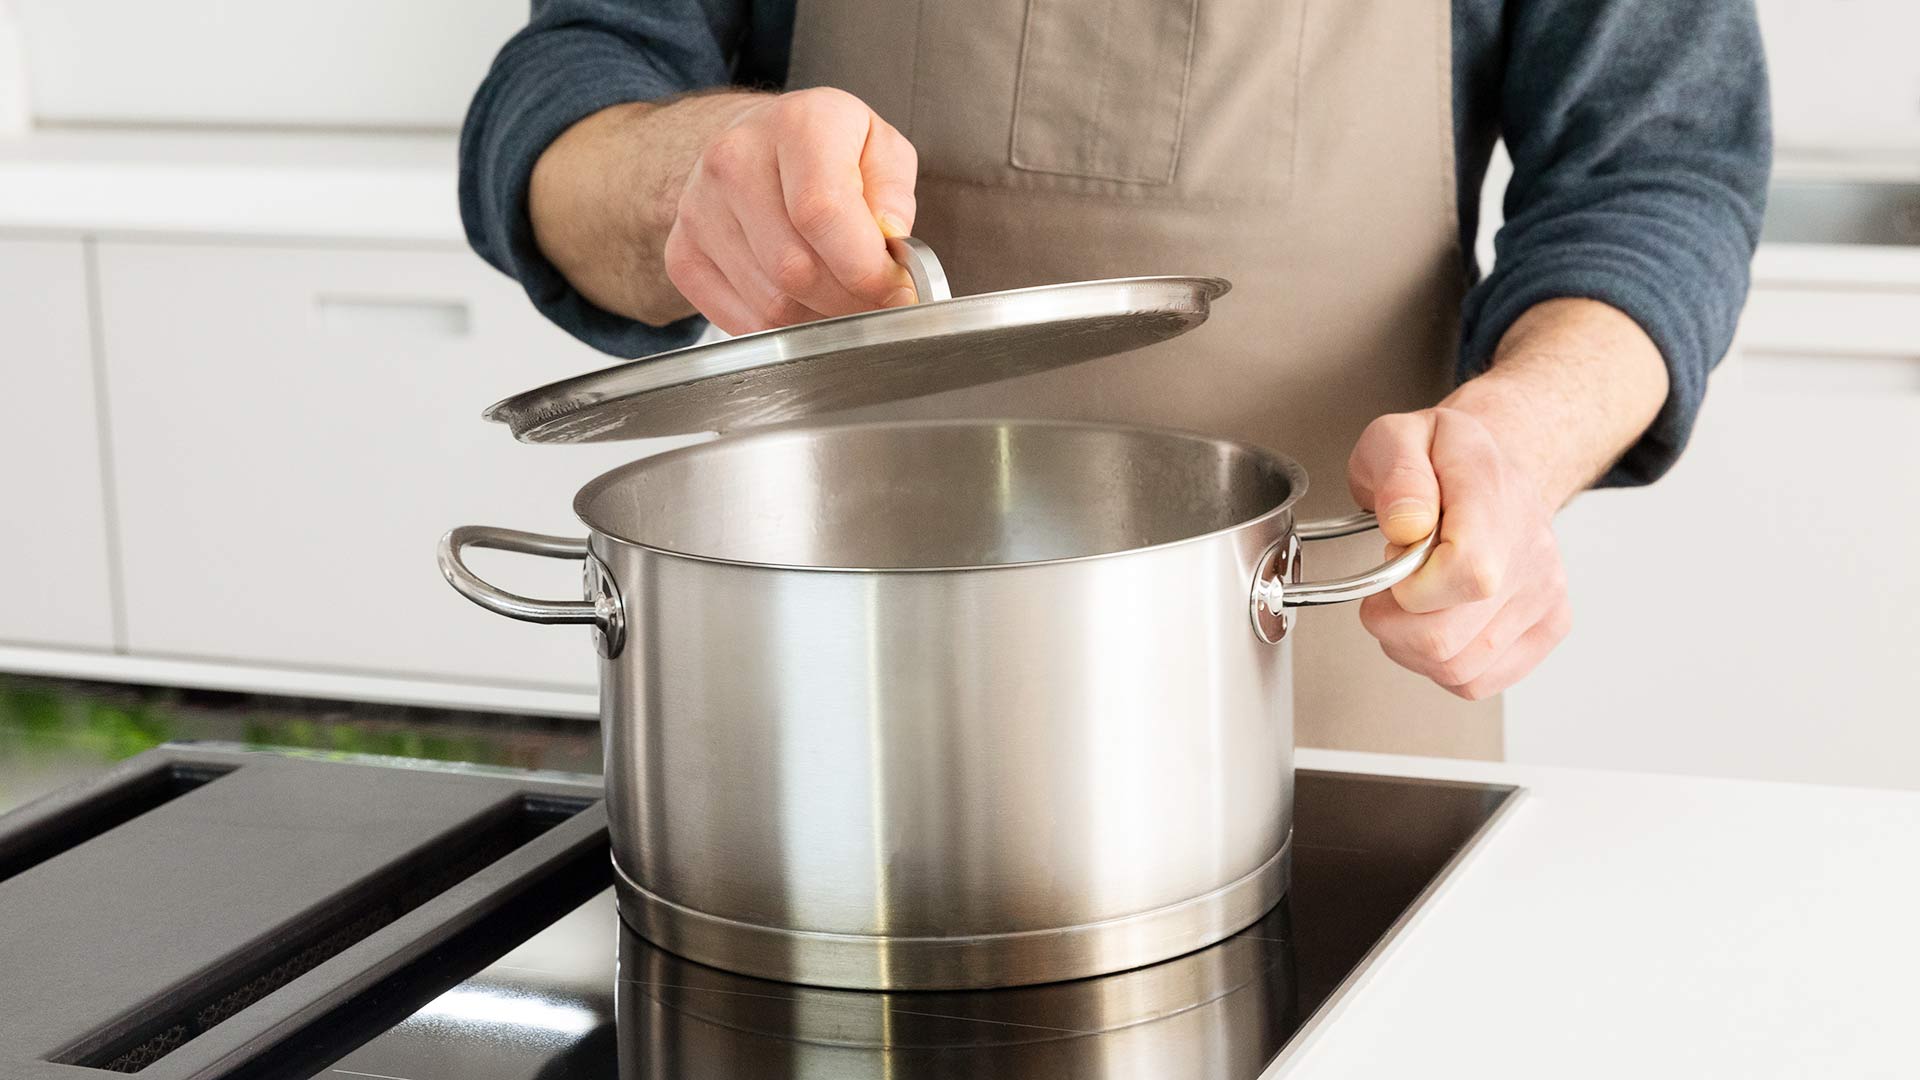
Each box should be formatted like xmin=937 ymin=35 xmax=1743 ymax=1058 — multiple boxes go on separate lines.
xmin=484 ymin=274 xmax=1231 ymax=443
xmin=571 ymin=418 xmax=1302 ymax=568
xmin=612 ymin=839 xmax=1290 ymax=990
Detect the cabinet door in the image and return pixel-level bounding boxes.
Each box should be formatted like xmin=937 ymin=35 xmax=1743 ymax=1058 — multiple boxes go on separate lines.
xmin=0 ymin=238 xmax=117 ymax=650
xmin=1507 ymin=279 xmax=1920 ymax=788
xmin=95 ymin=241 xmax=681 ymax=689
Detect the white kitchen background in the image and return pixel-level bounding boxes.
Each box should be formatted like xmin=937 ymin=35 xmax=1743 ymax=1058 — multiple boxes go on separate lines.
xmin=0 ymin=1 xmax=1915 ymax=786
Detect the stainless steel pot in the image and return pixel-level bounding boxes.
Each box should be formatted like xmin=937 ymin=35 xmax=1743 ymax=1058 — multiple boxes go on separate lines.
xmin=440 ymin=418 xmax=1431 ymax=990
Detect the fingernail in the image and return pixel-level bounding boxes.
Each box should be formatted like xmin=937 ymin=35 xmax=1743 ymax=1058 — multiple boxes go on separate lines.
xmin=882 ymin=286 xmax=917 ymax=307
xmin=876 ymin=212 xmax=909 ymax=239
xmin=1384 ymin=498 xmax=1434 ymax=523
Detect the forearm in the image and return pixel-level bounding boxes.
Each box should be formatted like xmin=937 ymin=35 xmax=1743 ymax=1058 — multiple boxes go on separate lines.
xmin=1443 ymin=298 xmax=1669 ymax=511
xmin=529 ymin=92 xmax=767 ymax=327
xmin=1458 ymin=0 xmax=1767 ymax=487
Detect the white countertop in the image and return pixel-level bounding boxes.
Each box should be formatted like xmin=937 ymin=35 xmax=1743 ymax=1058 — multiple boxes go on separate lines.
xmin=1284 ymin=748 xmax=1920 ymax=1078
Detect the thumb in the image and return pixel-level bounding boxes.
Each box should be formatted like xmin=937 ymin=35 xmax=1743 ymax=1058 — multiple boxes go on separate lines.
xmin=1348 ymin=412 xmax=1441 ymax=547
xmin=860 ymin=116 xmax=918 ymax=240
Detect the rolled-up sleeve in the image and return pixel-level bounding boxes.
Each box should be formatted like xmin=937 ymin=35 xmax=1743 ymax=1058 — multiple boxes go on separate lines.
xmin=459 ymin=0 xmax=770 ymax=357
xmin=1460 ymin=0 xmax=1772 ymax=487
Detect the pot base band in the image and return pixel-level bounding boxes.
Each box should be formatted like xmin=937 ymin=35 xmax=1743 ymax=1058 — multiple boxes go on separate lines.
xmin=612 ymin=835 xmax=1291 ymax=991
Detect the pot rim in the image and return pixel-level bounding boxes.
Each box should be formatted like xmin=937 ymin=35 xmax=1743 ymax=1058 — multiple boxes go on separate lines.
xmin=572 ymin=417 xmax=1311 ymax=575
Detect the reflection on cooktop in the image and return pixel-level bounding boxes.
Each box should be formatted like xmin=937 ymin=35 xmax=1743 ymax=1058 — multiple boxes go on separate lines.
xmin=618 ymin=902 xmax=1296 ymax=1078
xmin=312 ymin=771 xmax=1515 ymax=1080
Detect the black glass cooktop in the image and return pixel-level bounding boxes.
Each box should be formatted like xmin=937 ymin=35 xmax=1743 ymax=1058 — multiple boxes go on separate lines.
xmin=0 ymin=677 xmax=1517 ymax=1080
xmin=295 ymin=771 xmax=1516 ymax=1080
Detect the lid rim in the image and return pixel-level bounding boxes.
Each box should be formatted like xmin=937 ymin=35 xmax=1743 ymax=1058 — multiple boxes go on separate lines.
xmin=486 ymin=272 xmax=1233 ymax=444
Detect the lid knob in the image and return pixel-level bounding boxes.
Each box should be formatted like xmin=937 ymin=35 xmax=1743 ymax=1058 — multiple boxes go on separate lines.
xmin=885 ymin=236 xmax=953 ymax=303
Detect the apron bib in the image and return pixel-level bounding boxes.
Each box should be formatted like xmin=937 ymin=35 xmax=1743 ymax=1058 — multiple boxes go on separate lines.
xmin=787 ymin=0 xmax=1502 ymax=758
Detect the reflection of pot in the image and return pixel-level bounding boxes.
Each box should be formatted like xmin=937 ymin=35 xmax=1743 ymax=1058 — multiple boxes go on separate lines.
xmin=614 ymin=904 xmax=1298 ymax=1080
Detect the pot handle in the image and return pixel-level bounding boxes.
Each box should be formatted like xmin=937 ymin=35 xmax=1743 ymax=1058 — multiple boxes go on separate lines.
xmin=437 ymin=525 xmax=626 ymax=658
xmin=1250 ymin=511 xmax=1439 ymax=643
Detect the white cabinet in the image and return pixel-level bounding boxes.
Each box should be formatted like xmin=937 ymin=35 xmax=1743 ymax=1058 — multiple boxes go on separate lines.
xmin=0 ymin=237 xmax=116 ymax=650
xmin=1507 ymin=255 xmax=1920 ymax=789
xmin=93 ymin=240 xmax=664 ymax=689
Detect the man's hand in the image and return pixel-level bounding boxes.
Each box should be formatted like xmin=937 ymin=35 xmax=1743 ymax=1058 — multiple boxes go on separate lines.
xmin=1347 ymin=298 xmax=1670 ymax=699
xmin=664 ymin=88 xmax=919 ymax=334
xmin=1348 ymin=408 xmax=1571 ymax=701
xmin=530 ymin=88 xmax=919 ymax=335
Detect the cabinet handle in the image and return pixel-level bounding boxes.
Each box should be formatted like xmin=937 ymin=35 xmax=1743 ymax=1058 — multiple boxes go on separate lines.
xmin=316 ymin=295 xmax=470 ymax=338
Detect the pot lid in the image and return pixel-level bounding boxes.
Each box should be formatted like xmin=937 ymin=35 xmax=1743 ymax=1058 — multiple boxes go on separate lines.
xmin=484 ymin=238 xmax=1231 ymax=443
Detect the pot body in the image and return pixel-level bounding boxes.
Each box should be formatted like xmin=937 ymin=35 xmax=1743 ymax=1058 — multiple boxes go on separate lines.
xmin=584 ymin=420 xmax=1300 ymax=990
xmin=437 ymin=419 xmax=1447 ymax=990
xmin=595 ymin=523 xmax=1293 ymax=989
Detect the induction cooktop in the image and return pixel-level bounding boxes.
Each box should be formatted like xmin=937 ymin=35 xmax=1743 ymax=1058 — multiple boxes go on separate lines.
xmin=0 ymin=743 xmax=1516 ymax=1080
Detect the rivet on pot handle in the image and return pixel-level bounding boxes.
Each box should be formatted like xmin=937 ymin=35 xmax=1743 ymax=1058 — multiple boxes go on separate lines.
xmin=1249 ymin=511 xmax=1440 ymax=644
xmin=437 ymin=526 xmax=626 ymax=658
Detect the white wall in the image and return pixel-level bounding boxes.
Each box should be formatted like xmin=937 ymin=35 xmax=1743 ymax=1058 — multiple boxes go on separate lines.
xmin=1757 ymin=0 xmax=1920 ymax=154
xmin=9 ymin=0 xmax=526 ymax=128
xmin=1481 ymin=6 xmax=1920 ymax=787
xmin=1507 ymin=309 xmax=1920 ymax=789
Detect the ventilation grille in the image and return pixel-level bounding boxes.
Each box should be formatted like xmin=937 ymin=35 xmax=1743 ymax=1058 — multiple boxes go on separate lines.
xmin=66 ymin=795 xmax=589 ymax=1073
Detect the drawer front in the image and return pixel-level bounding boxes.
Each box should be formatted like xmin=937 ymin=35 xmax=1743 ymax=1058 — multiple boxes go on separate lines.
xmin=94 ymin=241 xmax=682 ymax=689
xmin=0 ymin=238 xmax=116 ymax=650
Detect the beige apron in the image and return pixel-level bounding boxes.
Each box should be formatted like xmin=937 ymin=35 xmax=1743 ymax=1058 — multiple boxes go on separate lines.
xmin=787 ymin=0 xmax=1502 ymax=758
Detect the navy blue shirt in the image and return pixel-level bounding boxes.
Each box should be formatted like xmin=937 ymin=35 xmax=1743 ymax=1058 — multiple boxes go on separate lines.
xmin=460 ymin=0 xmax=1771 ymax=487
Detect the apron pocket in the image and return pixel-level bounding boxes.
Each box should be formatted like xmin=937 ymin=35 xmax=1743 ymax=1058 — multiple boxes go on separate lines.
xmin=1010 ymin=0 xmax=1200 ymax=185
